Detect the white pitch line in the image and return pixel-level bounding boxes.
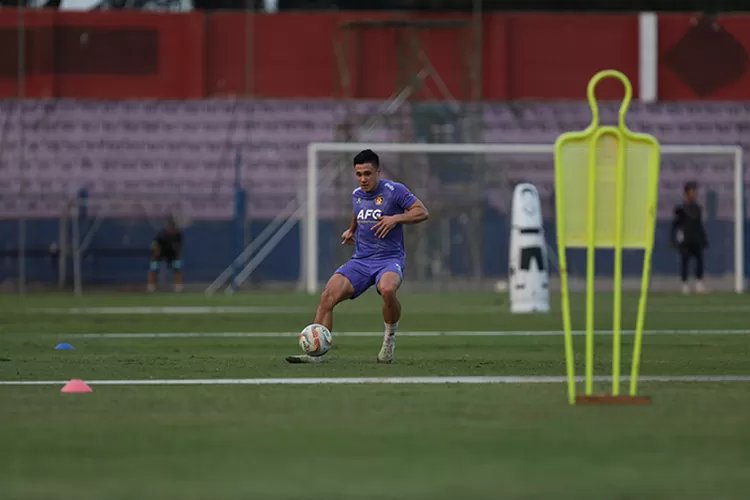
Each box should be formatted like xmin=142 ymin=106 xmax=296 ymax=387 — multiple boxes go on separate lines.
xmin=32 ymin=306 xmax=504 ymax=315
xmin=1 ymin=375 xmax=750 ymax=386
xmin=650 ymin=306 xmax=750 ymax=313
xmin=33 ymin=306 xmax=309 ymax=315
xmin=30 ymin=305 xmax=750 ymax=315
xmin=57 ymin=329 xmax=750 ymax=339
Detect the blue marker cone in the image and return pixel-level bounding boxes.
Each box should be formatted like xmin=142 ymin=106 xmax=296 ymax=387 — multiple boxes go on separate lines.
xmin=54 ymin=343 xmax=75 ymax=351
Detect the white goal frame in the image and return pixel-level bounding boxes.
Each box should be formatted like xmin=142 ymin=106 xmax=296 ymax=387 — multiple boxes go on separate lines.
xmin=305 ymin=142 xmax=745 ymax=294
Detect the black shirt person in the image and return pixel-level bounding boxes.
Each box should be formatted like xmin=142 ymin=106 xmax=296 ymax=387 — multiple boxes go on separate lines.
xmin=670 ymin=181 xmax=708 ymax=294
xmin=147 ymin=217 xmax=184 ymax=292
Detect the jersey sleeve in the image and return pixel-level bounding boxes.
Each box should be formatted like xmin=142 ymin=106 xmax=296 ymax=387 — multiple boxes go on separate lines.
xmin=394 ymin=183 xmax=418 ymax=211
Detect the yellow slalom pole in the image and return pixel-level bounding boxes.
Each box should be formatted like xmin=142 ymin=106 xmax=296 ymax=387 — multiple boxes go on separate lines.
xmin=584 ymin=135 xmax=597 ymax=396
xmin=611 ymin=129 xmax=626 ymax=396
xmin=554 ymin=151 xmax=576 ymax=405
xmin=610 ymin=72 xmax=633 ymax=397
xmin=561 ymin=267 xmax=576 ymax=405
xmin=630 ymin=148 xmax=660 ymax=395
xmin=630 ymin=246 xmax=652 ymax=395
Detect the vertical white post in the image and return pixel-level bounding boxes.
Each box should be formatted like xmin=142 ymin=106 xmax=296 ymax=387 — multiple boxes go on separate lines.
xmin=305 ymin=144 xmax=318 ymax=294
xmin=734 ymin=147 xmax=745 ymax=293
xmin=639 ymin=12 xmax=658 ymax=103
xmin=297 ymin=184 xmax=306 ymax=293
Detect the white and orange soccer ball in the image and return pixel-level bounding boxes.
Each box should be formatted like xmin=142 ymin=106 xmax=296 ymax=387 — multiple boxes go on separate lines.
xmin=298 ymin=323 xmax=333 ymax=356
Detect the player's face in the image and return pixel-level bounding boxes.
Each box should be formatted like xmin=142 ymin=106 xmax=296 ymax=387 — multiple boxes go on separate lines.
xmin=686 ymin=188 xmax=697 ymax=202
xmin=354 ymin=163 xmax=380 ymax=192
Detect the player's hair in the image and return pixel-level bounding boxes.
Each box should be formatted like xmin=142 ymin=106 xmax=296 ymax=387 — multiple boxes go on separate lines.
xmin=353 ymin=149 xmax=380 ymax=169
xmin=684 ymin=181 xmax=698 ymax=193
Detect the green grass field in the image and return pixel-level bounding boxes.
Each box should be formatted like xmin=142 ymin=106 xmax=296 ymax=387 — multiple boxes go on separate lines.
xmin=2 ymin=291 xmax=750 ymax=499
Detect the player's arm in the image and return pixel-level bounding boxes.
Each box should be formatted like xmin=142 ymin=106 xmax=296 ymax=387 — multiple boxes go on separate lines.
xmin=372 ymin=199 xmax=429 ymax=239
xmin=341 ymin=214 xmax=357 ymax=245
xmin=396 ymin=199 xmax=429 ymax=225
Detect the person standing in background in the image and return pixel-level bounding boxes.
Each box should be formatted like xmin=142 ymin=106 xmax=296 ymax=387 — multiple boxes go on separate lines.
xmin=147 ymin=216 xmax=184 ymax=293
xmin=671 ymin=181 xmax=708 ymax=294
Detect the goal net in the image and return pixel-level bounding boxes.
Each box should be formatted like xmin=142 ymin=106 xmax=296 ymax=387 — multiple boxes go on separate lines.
xmin=305 ymin=143 xmax=744 ymax=294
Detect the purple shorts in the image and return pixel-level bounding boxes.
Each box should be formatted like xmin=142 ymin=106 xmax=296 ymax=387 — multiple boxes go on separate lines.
xmin=335 ymin=258 xmax=405 ymax=299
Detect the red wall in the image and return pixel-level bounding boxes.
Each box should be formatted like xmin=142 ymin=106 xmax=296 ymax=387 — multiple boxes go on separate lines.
xmin=0 ymin=10 xmax=205 ymax=98
xmin=486 ymin=14 xmax=639 ymax=100
xmin=0 ymin=10 xmax=748 ymax=100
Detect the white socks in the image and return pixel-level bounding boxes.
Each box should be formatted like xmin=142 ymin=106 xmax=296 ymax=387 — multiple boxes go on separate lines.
xmin=384 ymin=321 xmax=399 ymax=338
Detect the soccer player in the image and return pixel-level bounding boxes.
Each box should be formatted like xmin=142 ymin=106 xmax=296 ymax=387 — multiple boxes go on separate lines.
xmin=287 ymin=149 xmax=429 ymax=364
xmin=670 ymin=181 xmax=708 ymax=294
xmin=147 ymin=216 xmax=184 ymax=293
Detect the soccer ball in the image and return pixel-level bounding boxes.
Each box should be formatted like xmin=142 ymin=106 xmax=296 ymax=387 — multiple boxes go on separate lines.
xmin=298 ymin=323 xmax=333 ymax=356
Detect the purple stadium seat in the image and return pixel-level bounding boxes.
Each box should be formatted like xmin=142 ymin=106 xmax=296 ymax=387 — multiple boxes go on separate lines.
xmin=0 ymin=100 xmax=745 ymax=219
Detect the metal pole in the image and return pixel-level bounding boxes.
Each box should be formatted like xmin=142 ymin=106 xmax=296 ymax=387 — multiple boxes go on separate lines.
xmin=734 ymin=147 xmax=745 ymax=293
xmin=17 ymin=3 xmax=26 ymax=294
xmin=58 ymin=208 xmax=68 ymax=289
xmin=472 ymin=0 xmax=483 ymax=101
xmin=72 ymin=203 xmax=82 ymax=296
xmin=470 ymin=0 xmax=484 ymax=283
xmin=297 ymin=183 xmax=306 ymax=292
xmin=305 ymin=143 xmax=318 ymax=294
xmin=245 ymin=0 xmax=254 ymax=96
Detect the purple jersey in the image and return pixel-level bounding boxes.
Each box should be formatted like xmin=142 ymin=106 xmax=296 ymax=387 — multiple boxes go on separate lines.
xmin=352 ymin=179 xmax=417 ymax=260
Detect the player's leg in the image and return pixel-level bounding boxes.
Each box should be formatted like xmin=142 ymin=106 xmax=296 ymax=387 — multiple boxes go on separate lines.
xmin=147 ymin=248 xmax=161 ymax=292
xmin=286 ymin=273 xmax=355 ymax=364
xmin=314 ymin=273 xmax=355 ymax=331
xmin=679 ymin=246 xmax=690 ymax=294
xmin=377 ymin=271 xmax=402 ymax=325
xmin=375 ymin=265 xmax=403 ymax=363
xmin=170 ymin=258 xmax=184 ymax=293
xmin=287 ymin=260 xmax=372 ymax=364
xmin=174 ymin=270 xmax=183 ymax=292
xmin=693 ymin=246 xmax=705 ymax=293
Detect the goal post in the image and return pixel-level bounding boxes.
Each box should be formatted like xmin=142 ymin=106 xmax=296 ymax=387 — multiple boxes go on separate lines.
xmin=305 ymin=142 xmax=744 ymax=295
